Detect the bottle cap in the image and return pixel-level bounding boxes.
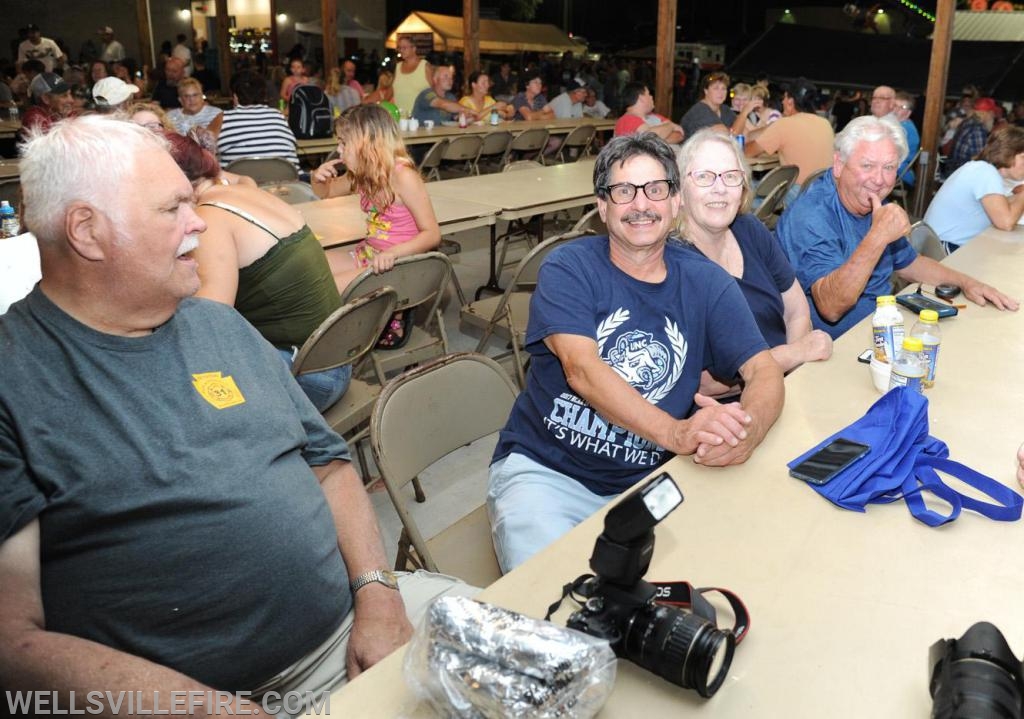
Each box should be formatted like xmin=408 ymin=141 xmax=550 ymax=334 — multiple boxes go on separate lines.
xmin=876 ymin=295 xmax=896 ymax=306
xmin=919 ymin=309 xmax=939 ymax=322
xmin=902 ymin=337 xmax=924 ymax=352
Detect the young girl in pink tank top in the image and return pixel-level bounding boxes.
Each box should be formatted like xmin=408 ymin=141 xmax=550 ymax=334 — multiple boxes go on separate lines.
xmin=315 ymin=104 xmax=440 ymax=347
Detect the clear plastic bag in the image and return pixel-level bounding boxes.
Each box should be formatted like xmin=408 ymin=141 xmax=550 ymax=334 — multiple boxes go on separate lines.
xmin=404 ymin=596 xmax=617 ymax=718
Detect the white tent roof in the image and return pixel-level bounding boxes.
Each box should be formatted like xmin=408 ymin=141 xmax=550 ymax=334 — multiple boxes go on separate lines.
xmin=295 ymin=13 xmax=382 ymax=41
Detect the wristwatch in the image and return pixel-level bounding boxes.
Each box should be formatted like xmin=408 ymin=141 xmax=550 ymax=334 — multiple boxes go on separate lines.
xmin=350 ymin=569 xmax=399 ymax=594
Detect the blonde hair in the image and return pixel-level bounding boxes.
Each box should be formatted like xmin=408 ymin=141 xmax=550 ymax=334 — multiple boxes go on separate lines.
xmin=335 ymin=104 xmax=414 ymax=210
xmin=121 ymin=101 xmax=177 ymax=133
xmin=177 ymin=77 xmax=203 ymax=96
xmin=750 ymin=85 xmax=770 ymax=102
xmin=325 ymin=67 xmax=343 ymax=96
xmin=674 ymin=128 xmax=753 ymax=237
xmin=732 ymin=82 xmax=751 ymax=101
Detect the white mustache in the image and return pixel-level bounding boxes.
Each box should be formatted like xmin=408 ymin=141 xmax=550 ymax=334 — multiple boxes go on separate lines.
xmin=176 ymin=234 xmax=200 ymax=258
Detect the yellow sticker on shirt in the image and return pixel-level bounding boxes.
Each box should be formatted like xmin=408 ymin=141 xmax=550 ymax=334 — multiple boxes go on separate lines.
xmin=192 ymin=372 xmax=246 ymax=409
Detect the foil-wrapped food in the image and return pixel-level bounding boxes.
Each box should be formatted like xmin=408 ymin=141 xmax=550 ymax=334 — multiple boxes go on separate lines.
xmin=404 ymin=596 xmax=616 ymax=718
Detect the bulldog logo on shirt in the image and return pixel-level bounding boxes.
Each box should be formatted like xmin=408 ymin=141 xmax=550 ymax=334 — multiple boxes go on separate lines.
xmin=192 ymin=371 xmax=246 ymax=409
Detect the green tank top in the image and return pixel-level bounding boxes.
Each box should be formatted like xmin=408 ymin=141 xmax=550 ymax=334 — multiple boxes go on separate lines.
xmin=200 ymin=201 xmax=342 ymax=349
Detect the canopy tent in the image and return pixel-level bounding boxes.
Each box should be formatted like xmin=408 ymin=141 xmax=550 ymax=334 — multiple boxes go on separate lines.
xmin=295 ymin=13 xmax=382 ymax=41
xmin=726 ymin=22 xmax=1024 ymax=97
xmin=386 ymin=11 xmax=581 ymax=54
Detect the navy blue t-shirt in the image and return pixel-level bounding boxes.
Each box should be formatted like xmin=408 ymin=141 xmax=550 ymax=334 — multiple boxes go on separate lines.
xmin=492 ymin=236 xmax=768 ymax=495
xmin=682 ymin=214 xmax=796 ymax=349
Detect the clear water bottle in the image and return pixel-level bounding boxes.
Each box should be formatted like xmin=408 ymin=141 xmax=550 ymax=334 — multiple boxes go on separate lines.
xmin=889 ymin=337 xmax=926 ymax=393
xmin=872 ymin=295 xmax=904 ymax=363
xmin=9 ymin=104 xmax=19 ymax=122
xmin=910 ymin=309 xmax=941 ymax=389
xmin=490 ymin=109 xmax=499 ymax=125
xmin=0 ymin=200 xmax=19 ymax=238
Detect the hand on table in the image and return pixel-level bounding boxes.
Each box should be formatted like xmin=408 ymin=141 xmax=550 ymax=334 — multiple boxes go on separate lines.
xmin=795 ymin=329 xmax=834 ymax=363
xmin=1017 ymin=442 xmax=1024 ymax=489
xmin=961 ymin=277 xmax=1019 ymax=311
xmin=670 ymin=392 xmax=751 ymax=459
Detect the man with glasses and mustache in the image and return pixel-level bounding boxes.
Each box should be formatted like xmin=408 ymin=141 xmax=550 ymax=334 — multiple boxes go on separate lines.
xmin=0 ymin=116 xmax=473 ymax=716
xmin=777 ymin=115 xmax=1017 ymax=339
xmin=487 ymin=133 xmax=784 ymax=572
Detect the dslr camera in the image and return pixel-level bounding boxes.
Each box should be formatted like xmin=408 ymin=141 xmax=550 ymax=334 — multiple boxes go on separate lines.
xmin=930 ymin=621 xmax=1024 ymax=718
xmin=565 ymin=473 xmax=736 ymax=697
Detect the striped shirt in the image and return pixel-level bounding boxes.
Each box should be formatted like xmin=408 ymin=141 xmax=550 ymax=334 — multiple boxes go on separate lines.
xmin=217 ymin=105 xmax=299 ymax=169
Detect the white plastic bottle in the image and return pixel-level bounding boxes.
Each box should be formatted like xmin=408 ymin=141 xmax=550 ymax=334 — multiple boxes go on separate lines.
xmin=0 ymin=200 xmax=19 ymax=238
xmin=889 ymin=337 xmax=926 ymax=393
xmin=872 ymin=295 xmax=904 ymax=363
xmin=458 ymin=112 xmax=467 ymax=128
xmin=910 ymin=309 xmax=942 ymax=389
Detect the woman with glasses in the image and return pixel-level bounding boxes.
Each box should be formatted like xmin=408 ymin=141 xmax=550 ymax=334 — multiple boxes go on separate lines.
xmin=676 ymin=129 xmax=832 ymax=395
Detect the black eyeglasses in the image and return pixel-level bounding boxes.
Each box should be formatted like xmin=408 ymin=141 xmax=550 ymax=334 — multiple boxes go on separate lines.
xmin=602 ymin=179 xmax=674 ymax=204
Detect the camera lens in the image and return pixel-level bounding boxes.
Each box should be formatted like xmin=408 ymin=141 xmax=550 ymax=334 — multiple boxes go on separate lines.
xmin=622 ymin=604 xmax=735 ymax=698
xmin=930 ymin=622 xmax=1024 ymax=719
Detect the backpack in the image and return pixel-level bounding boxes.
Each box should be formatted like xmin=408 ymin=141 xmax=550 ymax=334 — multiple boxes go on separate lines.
xmin=288 ymin=84 xmax=332 ymax=139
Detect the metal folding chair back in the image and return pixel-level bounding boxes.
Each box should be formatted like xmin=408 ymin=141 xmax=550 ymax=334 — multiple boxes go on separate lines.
xmin=339 ymin=252 xmax=454 ymax=378
xmin=291 ymin=287 xmax=397 ymax=479
xmin=475 ymin=130 xmax=514 ymax=173
xmin=508 ymin=128 xmax=550 ymax=163
xmin=224 ymin=156 xmax=299 ymax=184
xmin=371 ymin=352 xmax=518 ymax=585
xmin=261 ymin=181 xmax=320 ymax=204
xmin=555 ymin=124 xmax=596 ymax=163
xmin=754 ymin=164 xmax=799 ymax=225
xmin=439 ymin=135 xmax=484 ymax=178
xmin=798 ymin=167 xmax=829 ymax=196
xmin=418 ymin=139 xmax=448 ymax=182
xmin=909 ymin=221 xmax=947 ymax=261
xmin=572 ymin=206 xmax=606 ymax=235
xmin=461 ymin=230 xmax=584 ymax=388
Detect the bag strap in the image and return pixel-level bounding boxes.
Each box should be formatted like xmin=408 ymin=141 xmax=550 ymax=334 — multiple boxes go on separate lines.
xmin=901 ymin=456 xmax=1023 ymax=527
xmin=650 ymin=581 xmax=751 ymax=644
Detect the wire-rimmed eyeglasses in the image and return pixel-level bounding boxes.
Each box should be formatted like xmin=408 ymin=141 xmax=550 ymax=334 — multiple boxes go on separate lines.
xmin=687 ymin=170 xmax=745 ymax=188
xmin=602 ymin=179 xmax=674 ymax=204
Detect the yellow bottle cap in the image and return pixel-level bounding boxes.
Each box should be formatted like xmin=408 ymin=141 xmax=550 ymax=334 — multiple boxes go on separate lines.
xmin=919 ymin=309 xmax=939 ymax=322
xmin=877 ymin=295 xmax=896 ymax=305
xmin=902 ymin=337 xmax=924 ymax=352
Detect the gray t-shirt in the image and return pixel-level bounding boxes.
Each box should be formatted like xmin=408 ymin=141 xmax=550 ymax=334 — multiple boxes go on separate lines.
xmin=0 ymin=288 xmax=352 ymax=689
xmin=680 ymin=101 xmax=737 ymax=141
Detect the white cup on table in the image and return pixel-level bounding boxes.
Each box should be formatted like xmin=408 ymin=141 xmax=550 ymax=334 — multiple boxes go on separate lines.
xmin=399 ymin=118 xmax=410 ymax=132
xmin=408 ymin=117 xmax=419 ymax=131
xmin=423 ymin=120 xmax=435 ymax=130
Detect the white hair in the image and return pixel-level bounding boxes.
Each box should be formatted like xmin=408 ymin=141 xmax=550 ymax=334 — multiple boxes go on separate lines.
xmin=835 ymin=115 xmax=908 ymax=165
xmin=19 ymin=115 xmax=169 ymax=243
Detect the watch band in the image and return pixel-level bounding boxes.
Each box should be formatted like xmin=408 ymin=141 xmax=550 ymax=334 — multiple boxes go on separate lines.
xmin=350 ymin=569 xmax=399 ymax=594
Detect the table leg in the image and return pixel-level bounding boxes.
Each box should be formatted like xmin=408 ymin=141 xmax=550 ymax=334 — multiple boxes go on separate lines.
xmin=474 ymin=224 xmax=503 ymax=300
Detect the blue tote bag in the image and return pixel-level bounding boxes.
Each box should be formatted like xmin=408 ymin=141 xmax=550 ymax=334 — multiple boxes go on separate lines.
xmin=787 ymin=387 xmax=1022 ymax=527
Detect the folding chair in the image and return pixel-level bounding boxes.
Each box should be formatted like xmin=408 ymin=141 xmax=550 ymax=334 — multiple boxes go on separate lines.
xmin=554 ymin=124 xmax=596 ymax=163
xmin=571 ymin=206 xmax=606 ymax=235
xmin=418 ymin=139 xmax=448 ymax=182
xmin=461 ymin=231 xmax=583 ymax=388
xmin=507 ymin=128 xmax=550 ymax=164
xmin=261 ymin=181 xmax=319 ymax=204
xmin=0 ymin=179 xmax=19 ymax=207
xmin=798 ymin=167 xmax=830 ymax=197
xmin=491 ymin=160 xmax=548 ymax=274
xmin=438 ymin=135 xmax=483 ymax=179
xmin=371 ymin=353 xmax=518 ymax=586
xmin=291 ymin=287 xmax=396 ymax=482
xmin=338 ymin=252 xmax=454 ymax=379
xmin=224 ymin=156 xmax=299 ymax=185
xmin=909 ymin=221 xmax=948 ymax=261
xmin=473 ymin=130 xmax=513 ymax=174
xmin=753 ymin=164 xmax=799 ymax=228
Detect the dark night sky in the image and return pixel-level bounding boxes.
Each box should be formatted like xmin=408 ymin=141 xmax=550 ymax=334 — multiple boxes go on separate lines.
xmin=384 ymin=1 xmax=941 ymax=52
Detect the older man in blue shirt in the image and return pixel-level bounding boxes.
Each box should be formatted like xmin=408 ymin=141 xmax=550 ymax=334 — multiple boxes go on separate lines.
xmin=777 ymin=115 xmax=1017 ymax=338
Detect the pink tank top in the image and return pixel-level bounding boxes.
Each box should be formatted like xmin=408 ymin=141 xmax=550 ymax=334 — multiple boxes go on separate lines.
xmin=360 ymin=195 xmax=419 ymax=251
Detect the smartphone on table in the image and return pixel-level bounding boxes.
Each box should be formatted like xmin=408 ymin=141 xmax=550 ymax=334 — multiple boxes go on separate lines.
xmin=789 ymin=438 xmax=871 ymax=486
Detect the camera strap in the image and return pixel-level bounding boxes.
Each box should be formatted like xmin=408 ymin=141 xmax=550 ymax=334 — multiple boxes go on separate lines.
xmin=543 ymin=575 xmax=750 ymax=645
xmin=650 ymin=581 xmax=751 ymax=645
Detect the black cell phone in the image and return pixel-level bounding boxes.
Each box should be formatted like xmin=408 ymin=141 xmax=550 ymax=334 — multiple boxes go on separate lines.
xmin=896 ymin=293 xmax=958 ymax=318
xmin=789 ymin=438 xmax=871 ymax=486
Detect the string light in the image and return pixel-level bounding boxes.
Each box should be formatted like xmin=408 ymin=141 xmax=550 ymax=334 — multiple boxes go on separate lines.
xmin=897 ymin=0 xmax=936 ymax=23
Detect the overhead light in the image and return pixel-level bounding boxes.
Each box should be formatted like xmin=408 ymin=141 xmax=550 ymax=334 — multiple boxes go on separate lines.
xmin=179 ymin=9 xmax=191 ymax=19
xmin=277 ymin=13 xmax=288 ymax=23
